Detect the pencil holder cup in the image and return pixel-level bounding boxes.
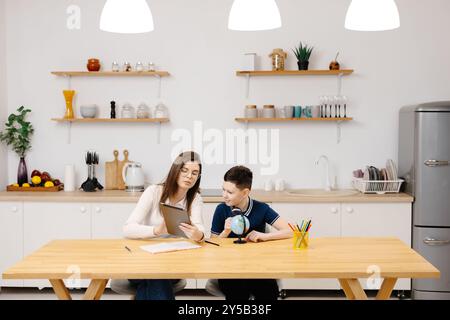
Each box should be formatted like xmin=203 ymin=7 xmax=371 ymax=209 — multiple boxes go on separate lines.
xmin=293 ymin=231 xmax=309 ymax=250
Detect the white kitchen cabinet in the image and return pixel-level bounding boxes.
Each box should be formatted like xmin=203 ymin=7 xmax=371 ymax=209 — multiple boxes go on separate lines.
xmin=23 ymin=202 xmax=92 ymax=288
xmin=271 ymin=203 xmax=341 ymax=290
xmin=91 ymin=203 xmax=135 ymax=239
xmin=0 ymin=202 xmax=24 ymax=288
xmin=340 ymin=202 xmax=412 ymax=290
xmin=340 ymin=203 xmax=411 ymax=244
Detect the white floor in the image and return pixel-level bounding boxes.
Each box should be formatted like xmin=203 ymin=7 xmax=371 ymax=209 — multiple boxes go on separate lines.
xmin=0 ymin=288 xmax=401 ymax=300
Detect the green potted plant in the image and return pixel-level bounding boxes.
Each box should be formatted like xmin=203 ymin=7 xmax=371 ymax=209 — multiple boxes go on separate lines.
xmin=0 ymin=106 xmax=34 ymax=186
xmin=292 ymin=42 xmax=314 ymax=70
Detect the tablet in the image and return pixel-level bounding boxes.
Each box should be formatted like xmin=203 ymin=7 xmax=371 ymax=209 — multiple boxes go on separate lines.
xmin=160 ymin=203 xmax=191 ymax=238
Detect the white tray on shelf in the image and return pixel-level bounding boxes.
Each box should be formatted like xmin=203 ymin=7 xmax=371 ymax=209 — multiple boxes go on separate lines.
xmin=352 ymin=178 xmax=404 ymax=194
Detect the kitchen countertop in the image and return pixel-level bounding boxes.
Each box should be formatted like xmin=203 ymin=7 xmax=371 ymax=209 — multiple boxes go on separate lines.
xmin=0 ymin=189 xmax=414 ymax=203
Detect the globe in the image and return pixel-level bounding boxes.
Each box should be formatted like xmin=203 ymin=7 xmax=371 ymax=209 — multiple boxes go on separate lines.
xmin=230 ymin=214 xmax=250 ymax=236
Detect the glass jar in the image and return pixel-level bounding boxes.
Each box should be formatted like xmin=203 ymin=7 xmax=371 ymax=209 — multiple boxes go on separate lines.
xmin=123 ymin=62 xmax=132 ymax=72
xmin=154 ymin=103 xmax=168 ymax=118
xmin=137 ymin=103 xmax=151 ymax=119
xmin=135 ymin=62 xmax=144 ymax=72
xmin=112 ymin=61 xmax=120 ymax=72
xmin=148 ymin=62 xmax=156 ymax=72
xmin=121 ymin=103 xmax=135 ymax=119
xmin=269 ymin=49 xmax=287 ymax=71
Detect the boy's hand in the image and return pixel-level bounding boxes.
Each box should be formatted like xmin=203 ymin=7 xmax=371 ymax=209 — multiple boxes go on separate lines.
xmin=245 ymin=231 xmax=268 ymax=242
xmin=224 ymin=218 xmax=233 ymax=231
xmin=219 ymin=217 xmax=233 ymax=237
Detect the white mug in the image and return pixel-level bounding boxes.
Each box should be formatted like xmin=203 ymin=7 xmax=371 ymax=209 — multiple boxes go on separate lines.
xmin=264 ymin=179 xmax=274 ymax=192
xmin=275 ymin=179 xmax=285 ymax=192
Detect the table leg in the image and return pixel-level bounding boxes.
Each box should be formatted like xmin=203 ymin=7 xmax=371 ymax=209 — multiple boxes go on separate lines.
xmin=339 ymin=279 xmax=368 ymax=300
xmin=83 ymin=279 xmax=108 ymax=300
xmin=50 ymin=279 xmax=72 ymax=300
xmin=339 ymin=279 xmax=355 ymax=300
xmin=376 ymin=278 xmax=397 ymax=300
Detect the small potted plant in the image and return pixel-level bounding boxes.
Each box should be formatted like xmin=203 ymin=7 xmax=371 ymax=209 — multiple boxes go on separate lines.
xmin=0 ymin=106 xmax=34 ymax=186
xmin=292 ymin=42 xmax=314 ymax=70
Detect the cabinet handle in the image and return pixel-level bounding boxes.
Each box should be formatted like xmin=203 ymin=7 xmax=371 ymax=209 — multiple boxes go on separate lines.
xmin=330 ymin=207 xmax=338 ymax=214
xmin=95 ymin=207 xmax=102 ymax=213
xmin=346 ymin=207 xmax=354 ymax=213
xmin=424 ymin=160 xmax=449 ymax=167
xmin=423 ymin=237 xmax=450 ymax=246
xmin=80 ymin=206 xmax=87 ymax=213
xmin=11 ymin=206 xmax=18 ymax=213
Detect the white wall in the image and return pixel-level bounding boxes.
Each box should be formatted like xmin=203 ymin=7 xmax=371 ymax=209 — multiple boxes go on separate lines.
xmin=0 ymin=0 xmax=8 ymax=189
xmin=4 ymin=0 xmax=450 ymax=189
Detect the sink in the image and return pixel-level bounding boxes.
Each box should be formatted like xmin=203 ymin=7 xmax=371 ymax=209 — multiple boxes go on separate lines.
xmin=286 ymin=189 xmax=359 ymax=197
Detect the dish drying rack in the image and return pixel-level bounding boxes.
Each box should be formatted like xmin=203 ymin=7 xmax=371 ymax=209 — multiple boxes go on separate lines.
xmin=352 ymin=178 xmax=404 ymax=194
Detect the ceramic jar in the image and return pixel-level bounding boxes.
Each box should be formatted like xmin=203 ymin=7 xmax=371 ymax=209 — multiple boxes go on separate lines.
xmin=87 ymin=58 xmax=101 ymax=72
xmin=262 ymin=105 xmax=275 ymax=118
xmin=245 ymin=105 xmax=258 ymax=118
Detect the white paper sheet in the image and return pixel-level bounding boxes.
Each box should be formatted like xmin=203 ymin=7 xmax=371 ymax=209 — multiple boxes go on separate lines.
xmin=140 ymin=241 xmax=202 ymax=254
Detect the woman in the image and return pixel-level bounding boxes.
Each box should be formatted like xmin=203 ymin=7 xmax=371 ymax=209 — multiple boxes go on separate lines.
xmin=123 ymin=151 xmax=205 ymax=300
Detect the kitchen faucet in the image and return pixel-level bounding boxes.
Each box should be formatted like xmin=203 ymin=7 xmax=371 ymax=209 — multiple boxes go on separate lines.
xmin=315 ymin=155 xmax=332 ymax=191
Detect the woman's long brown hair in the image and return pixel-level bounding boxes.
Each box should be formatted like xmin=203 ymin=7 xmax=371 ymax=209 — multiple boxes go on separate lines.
xmin=160 ymin=151 xmax=202 ymax=214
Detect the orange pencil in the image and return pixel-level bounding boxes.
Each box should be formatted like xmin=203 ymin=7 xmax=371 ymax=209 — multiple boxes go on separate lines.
xmin=288 ymin=223 xmax=296 ymax=232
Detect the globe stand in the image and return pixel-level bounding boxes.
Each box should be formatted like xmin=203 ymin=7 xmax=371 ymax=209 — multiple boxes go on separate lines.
xmin=234 ymin=237 xmax=247 ymax=244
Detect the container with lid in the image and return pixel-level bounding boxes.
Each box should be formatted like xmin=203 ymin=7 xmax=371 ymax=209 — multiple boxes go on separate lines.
xmin=135 ymin=62 xmax=144 ymax=72
xmin=245 ymin=105 xmax=258 ymax=118
xmin=154 ymin=103 xmax=169 ymax=118
xmin=121 ymin=103 xmax=135 ymax=119
xmin=137 ymin=103 xmax=151 ymax=119
xmin=262 ymin=105 xmax=275 ymax=118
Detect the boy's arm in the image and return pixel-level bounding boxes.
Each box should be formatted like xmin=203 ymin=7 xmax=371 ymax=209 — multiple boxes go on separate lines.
xmin=262 ymin=217 xmax=293 ymax=241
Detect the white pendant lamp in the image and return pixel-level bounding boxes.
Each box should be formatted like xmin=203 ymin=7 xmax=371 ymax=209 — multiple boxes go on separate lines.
xmin=228 ymin=0 xmax=282 ymax=31
xmin=345 ymin=0 xmax=400 ymax=31
xmin=100 ymin=0 xmax=154 ymax=34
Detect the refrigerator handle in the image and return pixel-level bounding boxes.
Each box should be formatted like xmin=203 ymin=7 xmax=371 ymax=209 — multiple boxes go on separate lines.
xmin=423 ymin=237 xmax=450 ymax=246
xmin=424 ymin=160 xmax=449 ymax=167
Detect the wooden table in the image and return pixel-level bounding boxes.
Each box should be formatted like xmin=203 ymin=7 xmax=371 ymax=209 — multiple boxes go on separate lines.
xmin=2 ymin=237 xmax=439 ymax=300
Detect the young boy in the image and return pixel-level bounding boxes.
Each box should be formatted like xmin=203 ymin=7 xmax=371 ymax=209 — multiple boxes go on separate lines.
xmin=211 ymin=166 xmax=292 ymax=300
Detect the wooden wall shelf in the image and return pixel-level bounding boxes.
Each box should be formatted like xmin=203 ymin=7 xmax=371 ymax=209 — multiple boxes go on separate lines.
xmin=51 ymin=71 xmax=170 ymax=77
xmin=236 ymin=70 xmax=354 ymax=76
xmin=235 ymin=117 xmax=353 ymax=123
xmin=51 ymin=118 xmax=170 ymax=123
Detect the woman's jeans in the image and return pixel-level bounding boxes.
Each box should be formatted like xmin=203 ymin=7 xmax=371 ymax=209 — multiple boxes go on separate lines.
xmin=128 ymin=279 xmax=176 ymax=300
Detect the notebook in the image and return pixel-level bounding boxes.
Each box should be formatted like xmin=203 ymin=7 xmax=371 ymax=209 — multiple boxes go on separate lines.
xmin=140 ymin=241 xmax=202 ymax=254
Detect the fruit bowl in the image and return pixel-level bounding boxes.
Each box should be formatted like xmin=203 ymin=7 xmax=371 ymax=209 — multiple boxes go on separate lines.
xmin=7 ymin=169 xmax=64 ymax=192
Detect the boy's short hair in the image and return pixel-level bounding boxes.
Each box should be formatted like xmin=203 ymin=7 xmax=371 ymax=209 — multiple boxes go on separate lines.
xmin=224 ymin=166 xmax=253 ymax=190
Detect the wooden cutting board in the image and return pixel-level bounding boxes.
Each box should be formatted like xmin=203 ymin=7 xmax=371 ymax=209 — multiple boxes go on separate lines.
xmin=105 ymin=150 xmax=119 ymax=190
xmin=117 ymin=150 xmax=131 ymax=190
